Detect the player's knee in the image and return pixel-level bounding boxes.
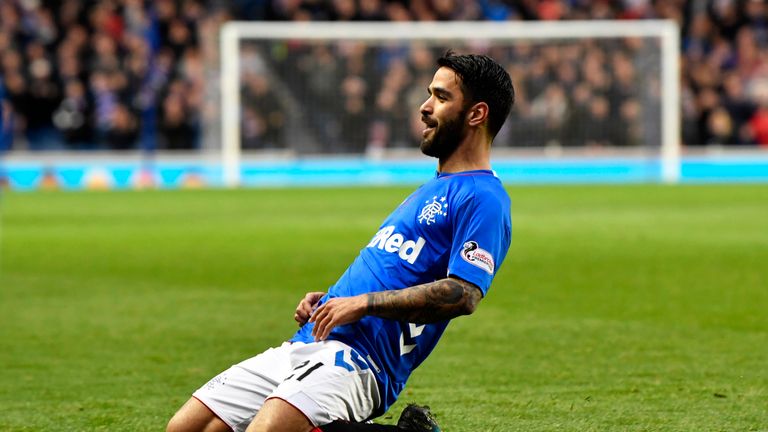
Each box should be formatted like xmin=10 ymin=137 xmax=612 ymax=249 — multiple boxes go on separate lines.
xmin=247 ymin=398 xmax=314 ymax=432
xmin=166 ymin=409 xmax=201 ymax=432
xmin=165 ymin=415 xmax=208 ymax=432
xmin=166 ymin=398 xmax=225 ymax=432
xmin=166 ymin=414 xmax=184 ymax=432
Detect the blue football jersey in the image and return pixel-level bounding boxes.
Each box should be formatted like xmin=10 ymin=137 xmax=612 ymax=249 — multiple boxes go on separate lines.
xmin=291 ymin=170 xmax=511 ymax=415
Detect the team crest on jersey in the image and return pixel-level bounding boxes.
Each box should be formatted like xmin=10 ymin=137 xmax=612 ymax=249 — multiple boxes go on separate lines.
xmin=461 ymin=241 xmax=495 ymax=275
xmin=418 ymin=196 xmax=448 ymax=226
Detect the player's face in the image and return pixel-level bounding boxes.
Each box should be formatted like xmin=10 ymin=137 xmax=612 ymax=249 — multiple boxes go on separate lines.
xmin=419 ymin=67 xmax=469 ymax=159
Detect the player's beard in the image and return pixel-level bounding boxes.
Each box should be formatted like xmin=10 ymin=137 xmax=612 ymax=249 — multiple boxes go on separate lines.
xmin=420 ymin=108 xmax=468 ymax=160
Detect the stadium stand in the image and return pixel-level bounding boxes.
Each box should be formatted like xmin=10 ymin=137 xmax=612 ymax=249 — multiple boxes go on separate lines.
xmin=0 ymin=0 xmax=767 ymax=152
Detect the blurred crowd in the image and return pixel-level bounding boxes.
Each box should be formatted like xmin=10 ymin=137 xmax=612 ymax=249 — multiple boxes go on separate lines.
xmin=0 ymin=0 xmax=210 ymax=151
xmin=243 ymin=38 xmax=662 ymax=153
xmin=1 ymin=0 xmax=767 ymax=152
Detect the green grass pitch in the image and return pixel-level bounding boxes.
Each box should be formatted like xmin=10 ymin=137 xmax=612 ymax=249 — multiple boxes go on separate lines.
xmin=1 ymin=184 xmax=766 ymax=431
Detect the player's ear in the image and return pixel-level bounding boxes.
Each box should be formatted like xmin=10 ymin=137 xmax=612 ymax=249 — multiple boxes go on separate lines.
xmin=466 ymin=102 xmax=489 ymax=127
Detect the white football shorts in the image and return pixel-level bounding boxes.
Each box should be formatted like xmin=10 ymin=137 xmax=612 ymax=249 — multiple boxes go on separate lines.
xmin=192 ymin=340 xmax=381 ymax=432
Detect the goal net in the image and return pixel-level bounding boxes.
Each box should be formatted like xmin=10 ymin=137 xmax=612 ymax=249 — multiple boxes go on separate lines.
xmin=219 ymin=21 xmax=680 ymax=186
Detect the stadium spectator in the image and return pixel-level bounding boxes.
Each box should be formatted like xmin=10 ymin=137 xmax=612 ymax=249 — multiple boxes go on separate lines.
xmin=53 ymin=79 xmax=94 ymax=149
xmin=241 ymin=71 xmax=284 ymax=150
xmin=749 ymin=78 xmax=768 ymax=146
xmin=528 ymin=82 xmax=568 ymax=145
xmin=0 ymin=81 xmax=11 ymax=152
xmin=106 ymin=103 xmax=140 ymax=150
xmin=706 ymin=106 xmax=738 ymax=145
xmin=722 ymin=71 xmax=757 ymax=144
xmin=159 ymin=91 xmax=197 ymax=150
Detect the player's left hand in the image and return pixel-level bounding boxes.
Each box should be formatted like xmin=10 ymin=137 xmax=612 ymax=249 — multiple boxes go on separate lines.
xmin=295 ymin=291 xmax=326 ymax=326
xmin=309 ymin=294 xmax=367 ymax=341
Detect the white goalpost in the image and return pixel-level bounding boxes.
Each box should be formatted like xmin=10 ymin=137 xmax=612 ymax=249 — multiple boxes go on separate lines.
xmin=220 ymin=20 xmax=680 ymax=187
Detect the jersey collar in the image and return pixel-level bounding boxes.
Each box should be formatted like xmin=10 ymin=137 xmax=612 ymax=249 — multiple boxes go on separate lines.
xmin=435 ymin=169 xmax=496 ymax=179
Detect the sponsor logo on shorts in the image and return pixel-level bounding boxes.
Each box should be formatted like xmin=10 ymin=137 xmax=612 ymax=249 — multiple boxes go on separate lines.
xmin=460 ymin=241 xmax=495 ymax=275
xmin=204 ymin=372 xmax=228 ymax=391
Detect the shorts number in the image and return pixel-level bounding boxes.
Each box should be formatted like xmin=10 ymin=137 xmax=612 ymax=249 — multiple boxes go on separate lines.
xmin=284 ymin=348 xmax=370 ymax=382
xmin=285 ymin=360 xmax=324 ymax=381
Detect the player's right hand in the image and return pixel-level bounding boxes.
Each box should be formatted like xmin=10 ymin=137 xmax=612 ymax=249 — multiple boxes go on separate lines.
xmin=294 ymin=291 xmax=326 ymax=326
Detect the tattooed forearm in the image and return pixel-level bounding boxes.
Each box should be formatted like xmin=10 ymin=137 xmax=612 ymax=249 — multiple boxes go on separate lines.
xmin=366 ymin=277 xmax=482 ymax=323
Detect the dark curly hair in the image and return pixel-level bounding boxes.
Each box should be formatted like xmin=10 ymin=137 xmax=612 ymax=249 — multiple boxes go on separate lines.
xmin=437 ymin=51 xmax=515 ymax=139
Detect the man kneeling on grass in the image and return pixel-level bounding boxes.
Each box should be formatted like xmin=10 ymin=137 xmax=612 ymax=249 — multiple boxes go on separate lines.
xmin=167 ymin=50 xmax=515 ymax=432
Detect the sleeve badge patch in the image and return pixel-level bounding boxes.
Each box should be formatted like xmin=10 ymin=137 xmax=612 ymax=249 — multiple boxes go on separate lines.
xmin=460 ymin=241 xmax=495 ymax=275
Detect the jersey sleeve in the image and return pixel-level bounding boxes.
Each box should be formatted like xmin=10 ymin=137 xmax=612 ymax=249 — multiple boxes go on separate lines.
xmin=446 ymin=187 xmax=511 ymax=296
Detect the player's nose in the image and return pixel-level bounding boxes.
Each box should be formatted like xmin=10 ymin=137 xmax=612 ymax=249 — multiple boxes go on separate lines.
xmin=419 ymin=97 xmax=433 ymax=116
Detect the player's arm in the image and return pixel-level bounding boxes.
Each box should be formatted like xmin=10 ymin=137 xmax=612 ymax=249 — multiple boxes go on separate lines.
xmin=309 ymin=277 xmax=482 ymax=341
xmin=366 ymin=276 xmax=481 ymax=322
